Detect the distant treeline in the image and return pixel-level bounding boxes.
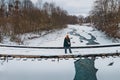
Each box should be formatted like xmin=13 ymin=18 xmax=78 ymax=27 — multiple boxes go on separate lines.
xmin=89 ymin=0 xmax=120 ymax=38
xmin=0 ymin=0 xmax=78 ymax=42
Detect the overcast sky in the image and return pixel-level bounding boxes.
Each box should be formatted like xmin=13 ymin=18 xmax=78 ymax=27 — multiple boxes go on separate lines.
xmin=31 ymin=0 xmax=95 ymax=16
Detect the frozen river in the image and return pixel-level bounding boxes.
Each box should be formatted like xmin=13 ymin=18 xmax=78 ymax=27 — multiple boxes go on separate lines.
xmin=0 ymin=24 xmax=120 ymax=80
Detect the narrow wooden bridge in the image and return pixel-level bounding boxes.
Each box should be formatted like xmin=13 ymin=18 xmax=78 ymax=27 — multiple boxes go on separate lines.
xmin=0 ymin=44 xmax=120 ymax=61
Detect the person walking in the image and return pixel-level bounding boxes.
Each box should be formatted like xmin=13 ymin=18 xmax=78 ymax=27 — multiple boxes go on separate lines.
xmin=63 ymin=34 xmax=72 ymax=54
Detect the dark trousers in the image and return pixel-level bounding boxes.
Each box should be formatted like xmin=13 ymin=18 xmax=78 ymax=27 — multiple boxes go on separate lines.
xmin=64 ymin=47 xmax=72 ymax=54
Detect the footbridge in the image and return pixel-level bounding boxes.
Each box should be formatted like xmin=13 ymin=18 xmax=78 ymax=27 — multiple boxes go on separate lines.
xmin=0 ymin=44 xmax=120 ymax=61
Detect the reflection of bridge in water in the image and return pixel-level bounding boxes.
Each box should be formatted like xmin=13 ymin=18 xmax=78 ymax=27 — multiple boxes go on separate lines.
xmin=0 ymin=44 xmax=120 ymax=61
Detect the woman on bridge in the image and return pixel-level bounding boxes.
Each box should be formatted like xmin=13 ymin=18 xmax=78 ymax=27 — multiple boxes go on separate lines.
xmin=63 ymin=34 xmax=72 ymax=54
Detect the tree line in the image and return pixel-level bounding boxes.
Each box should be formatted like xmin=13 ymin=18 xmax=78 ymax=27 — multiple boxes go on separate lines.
xmin=89 ymin=0 xmax=120 ymax=38
xmin=0 ymin=0 xmax=78 ymax=43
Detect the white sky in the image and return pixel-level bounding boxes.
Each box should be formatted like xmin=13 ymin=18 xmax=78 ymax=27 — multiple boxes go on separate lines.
xmin=31 ymin=0 xmax=95 ymax=16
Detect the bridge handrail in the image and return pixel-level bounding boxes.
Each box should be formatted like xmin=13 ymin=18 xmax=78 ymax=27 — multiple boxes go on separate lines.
xmin=0 ymin=44 xmax=120 ymax=49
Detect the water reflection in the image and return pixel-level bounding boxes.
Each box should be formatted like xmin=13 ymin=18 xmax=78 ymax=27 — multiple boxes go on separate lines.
xmin=74 ymin=58 xmax=98 ymax=80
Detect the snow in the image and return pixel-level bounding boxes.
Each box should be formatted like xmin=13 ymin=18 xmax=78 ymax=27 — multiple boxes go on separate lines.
xmin=0 ymin=24 xmax=120 ymax=55
xmin=0 ymin=24 xmax=120 ymax=80
xmin=95 ymin=57 xmax=120 ymax=80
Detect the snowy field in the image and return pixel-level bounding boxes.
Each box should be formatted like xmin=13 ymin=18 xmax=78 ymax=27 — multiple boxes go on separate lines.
xmin=0 ymin=24 xmax=120 ymax=80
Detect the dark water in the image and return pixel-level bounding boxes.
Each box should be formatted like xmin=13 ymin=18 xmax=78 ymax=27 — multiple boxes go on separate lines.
xmin=69 ymin=28 xmax=99 ymax=45
xmin=69 ymin=28 xmax=99 ymax=80
xmin=74 ymin=58 xmax=98 ymax=80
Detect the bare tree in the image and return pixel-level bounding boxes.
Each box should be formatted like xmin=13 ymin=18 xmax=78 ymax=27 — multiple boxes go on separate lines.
xmin=90 ymin=0 xmax=120 ymax=38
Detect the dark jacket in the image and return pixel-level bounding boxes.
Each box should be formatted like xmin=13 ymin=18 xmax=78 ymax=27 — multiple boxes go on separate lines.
xmin=64 ymin=37 xmax=71 ymax=48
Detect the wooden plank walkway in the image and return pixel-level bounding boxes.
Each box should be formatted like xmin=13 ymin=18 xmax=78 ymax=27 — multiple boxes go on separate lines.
xmin=0 ymin=52 xmax=120 ymax=59
xmin=0 ymin=44 xmax=120 ymax=61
